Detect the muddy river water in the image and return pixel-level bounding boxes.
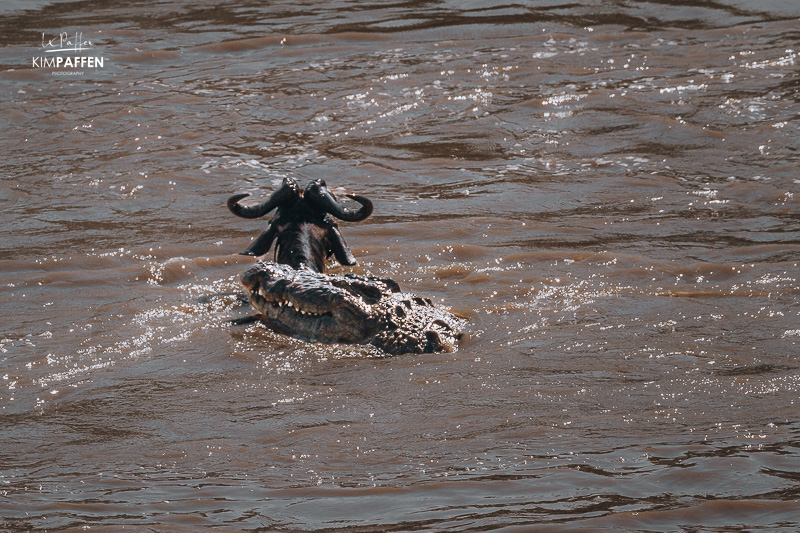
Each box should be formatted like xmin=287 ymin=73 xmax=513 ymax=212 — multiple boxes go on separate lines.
xmin=1 ymin=1 xmax=799 ymax=531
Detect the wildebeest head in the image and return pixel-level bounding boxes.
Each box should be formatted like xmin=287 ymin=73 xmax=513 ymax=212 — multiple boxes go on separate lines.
xmin=228 ymin=177 xmax=373 ymax=272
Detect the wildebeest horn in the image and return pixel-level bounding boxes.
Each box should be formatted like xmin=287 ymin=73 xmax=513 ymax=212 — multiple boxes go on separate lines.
xmin=305 ymin=179 xmax=373 ymax=222
xmin=227 ymin=177 xmax=301 ymax=219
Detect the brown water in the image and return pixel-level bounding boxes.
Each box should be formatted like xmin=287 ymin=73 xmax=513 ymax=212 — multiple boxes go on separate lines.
xmin=1 ymin=1 xmax=799 ymax=531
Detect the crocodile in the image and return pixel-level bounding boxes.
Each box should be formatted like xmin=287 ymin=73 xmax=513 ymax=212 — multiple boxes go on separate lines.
xmin=227 ymin=177 xmax=465 ymax=354
xmin=240 ymin=261 xmax=466 ymax=355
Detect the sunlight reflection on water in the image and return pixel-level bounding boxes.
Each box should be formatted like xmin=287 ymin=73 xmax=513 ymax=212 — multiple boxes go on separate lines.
xmin=1 ymin=0 xmax=799 ymax=530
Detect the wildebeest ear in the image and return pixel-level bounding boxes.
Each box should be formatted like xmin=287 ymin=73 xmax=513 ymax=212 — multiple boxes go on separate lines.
xmin=327 ymin=225 xmax=357 ymax=266
xmin=240 ymin=222 xmax=278 ymax=257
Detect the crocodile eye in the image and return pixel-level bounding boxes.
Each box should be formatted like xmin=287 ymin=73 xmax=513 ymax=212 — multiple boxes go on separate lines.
xmin=333 ymin=278 xmax=383 ymax=303
xmin=394 ymin=305 xmax=406 ymax=318
xmin=353 ymin=285 xmax=382 ymax=303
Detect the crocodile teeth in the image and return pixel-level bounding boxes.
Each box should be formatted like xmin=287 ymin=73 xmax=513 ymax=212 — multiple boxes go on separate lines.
xmin=267 ymin=299 xmax=324 ymax=316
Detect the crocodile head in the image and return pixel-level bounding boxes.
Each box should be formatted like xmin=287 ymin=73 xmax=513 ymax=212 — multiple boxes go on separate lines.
xmin=241 ymin=261 xmax=389 ymax=344
xmin=240 ymin=261 xmax=465 ymax=354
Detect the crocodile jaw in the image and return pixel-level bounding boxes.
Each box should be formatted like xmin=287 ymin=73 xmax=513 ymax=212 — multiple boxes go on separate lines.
xmin=241 ymin=262 xmax=372 ymax=344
